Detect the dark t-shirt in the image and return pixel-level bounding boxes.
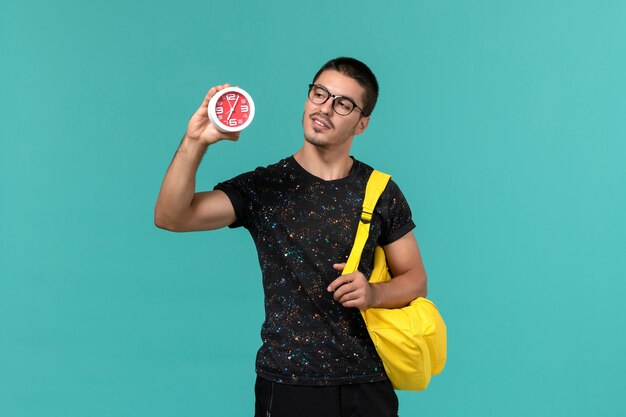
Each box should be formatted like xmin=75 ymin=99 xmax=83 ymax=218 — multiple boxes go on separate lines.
xmin=215 ymin=156 xmax=415 ymax=385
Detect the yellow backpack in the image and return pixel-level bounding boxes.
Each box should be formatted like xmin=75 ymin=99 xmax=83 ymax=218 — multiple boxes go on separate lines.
xmin=343 ymin=170 xmax=447 ymax=391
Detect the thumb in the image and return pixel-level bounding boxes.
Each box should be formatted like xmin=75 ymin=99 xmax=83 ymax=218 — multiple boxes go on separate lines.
xmin=333 ymin=263 xmax=346 ymax=272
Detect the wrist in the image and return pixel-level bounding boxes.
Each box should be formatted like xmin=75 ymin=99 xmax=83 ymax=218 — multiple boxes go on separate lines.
xmin=181 ymin=134 xmax=210 ymax=152
xmin=369 ymin=283 xmax=384 ymax=309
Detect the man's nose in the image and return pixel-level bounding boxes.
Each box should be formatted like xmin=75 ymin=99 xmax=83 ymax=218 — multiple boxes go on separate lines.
xmin=319 ymin=97 xmax=334 ymax=115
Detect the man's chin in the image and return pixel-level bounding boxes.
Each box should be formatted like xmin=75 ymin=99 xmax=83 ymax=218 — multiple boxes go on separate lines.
xmin=303 ymin=132 xmax=328 ymax=148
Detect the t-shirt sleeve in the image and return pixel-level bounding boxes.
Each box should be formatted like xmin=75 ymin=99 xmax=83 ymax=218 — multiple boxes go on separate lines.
xmin=213 ymin=169 xmax=262 ymax=229
xmin=213 ymin=182 xmax=247 ymax=229
xmin=377 ymin=179 xmax=416 ymax=246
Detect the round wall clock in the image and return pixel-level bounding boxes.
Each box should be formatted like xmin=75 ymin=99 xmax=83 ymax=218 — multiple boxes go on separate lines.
xmin=207 ymin=86 xmax=256 ymax=132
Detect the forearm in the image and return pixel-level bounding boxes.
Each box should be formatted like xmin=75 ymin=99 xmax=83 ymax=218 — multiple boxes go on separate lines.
xmin=154 ymin=135 xmax=209 ymax=228
xmin=370 ymin=268 xmax=427 ymax=309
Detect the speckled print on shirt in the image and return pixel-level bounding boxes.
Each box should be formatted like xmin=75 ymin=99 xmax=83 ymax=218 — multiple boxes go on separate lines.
xmin=215 ymin=156 xmax=415 ymax=386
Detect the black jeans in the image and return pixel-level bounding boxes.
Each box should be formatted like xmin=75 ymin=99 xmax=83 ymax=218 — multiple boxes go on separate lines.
xmin=254 ymin=376 xmax=399 ymax=417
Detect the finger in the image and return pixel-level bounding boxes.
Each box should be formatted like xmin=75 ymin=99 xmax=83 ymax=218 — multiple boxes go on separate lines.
xmin=334 ymin=280 xmax=360 ymax=301
xmin=336 ymin=276 xmax=370 ymax=301
xmin=327 ymin=275 xmax=351 ymax=292
xmin=333 ymin=283 xmax=348 ymax=300
xmin=334 ymin=284 xmax=359 ymax=303
xmin=199 ymin=84 xmax=231 ymax=109
xmin=333 ymin=263 xmax=346 ymax=272
xmin=221 ymin=131 xmax=241 ymax=142
xmin=341 ymin=299 xmax=364 ymax=309
xmin=340 ymin=290 xmax=367 ymax=309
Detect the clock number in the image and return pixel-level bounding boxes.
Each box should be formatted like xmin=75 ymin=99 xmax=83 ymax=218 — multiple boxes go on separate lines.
xmin=240 ymin=105 xmax=249 ymax=113
xmin=226 ymin=93 xmax=236 ymax=101
xmin=229 ymin=119 xmax=238 ymax=126
xmin=215 ymin=106 xmax=224 ymax=114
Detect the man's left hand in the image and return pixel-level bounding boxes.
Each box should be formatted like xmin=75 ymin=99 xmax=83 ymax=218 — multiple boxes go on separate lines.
xmin=328 ymin=264 xmax=377 ymax=310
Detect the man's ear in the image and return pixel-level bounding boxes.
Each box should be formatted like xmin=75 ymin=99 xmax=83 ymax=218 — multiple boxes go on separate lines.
xmin=354 ymin=116 xmax=370 ymax=135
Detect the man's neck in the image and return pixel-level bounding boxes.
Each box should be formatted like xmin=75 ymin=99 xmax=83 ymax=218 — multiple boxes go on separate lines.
xmin=293 ymin=145 xmax=354 ymax=181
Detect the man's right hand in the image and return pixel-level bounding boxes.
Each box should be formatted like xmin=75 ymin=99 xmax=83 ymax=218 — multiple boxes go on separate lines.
xmin=186 ymin=84 xmax=241 ymax=146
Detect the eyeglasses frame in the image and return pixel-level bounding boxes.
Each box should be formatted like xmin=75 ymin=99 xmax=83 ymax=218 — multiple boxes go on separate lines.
xmin=307 ymin=84 xmax=369 ymax=117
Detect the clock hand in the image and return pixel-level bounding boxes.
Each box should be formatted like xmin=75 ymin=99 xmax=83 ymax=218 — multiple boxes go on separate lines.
xmin=223 ymin=95 xmax=234 ymax=115
xmin=227 ymin=96 xmax=240 ymax=120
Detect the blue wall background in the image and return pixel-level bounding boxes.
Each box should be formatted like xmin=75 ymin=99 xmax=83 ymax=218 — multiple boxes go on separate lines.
xmin=2 ymin=1 xmax=625 ymax=416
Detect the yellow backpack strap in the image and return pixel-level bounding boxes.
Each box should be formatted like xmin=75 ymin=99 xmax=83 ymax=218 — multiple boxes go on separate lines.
xmin=343 ymin=170 xmax=391 ymax=275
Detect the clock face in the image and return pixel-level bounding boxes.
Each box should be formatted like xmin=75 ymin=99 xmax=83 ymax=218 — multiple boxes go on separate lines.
xmin=208 ymin=87 xmax=255 ymax=132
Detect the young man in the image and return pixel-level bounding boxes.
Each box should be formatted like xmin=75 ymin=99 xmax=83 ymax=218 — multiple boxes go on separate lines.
xmin=155 ymin=57 xmax=427 ymax=417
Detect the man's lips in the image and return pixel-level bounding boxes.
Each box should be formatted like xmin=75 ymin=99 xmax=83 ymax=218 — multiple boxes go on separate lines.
xmin=310 ymin=114 xmax=333 ymax=129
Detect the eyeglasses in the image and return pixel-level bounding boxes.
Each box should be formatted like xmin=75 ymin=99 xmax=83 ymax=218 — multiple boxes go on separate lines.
xmin=307 ymin=84 xmax=368 ymax=117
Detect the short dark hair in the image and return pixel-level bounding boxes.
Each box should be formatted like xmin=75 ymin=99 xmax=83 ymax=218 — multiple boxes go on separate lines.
xmin=312 ymin=57 xmax=379 ymax=117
